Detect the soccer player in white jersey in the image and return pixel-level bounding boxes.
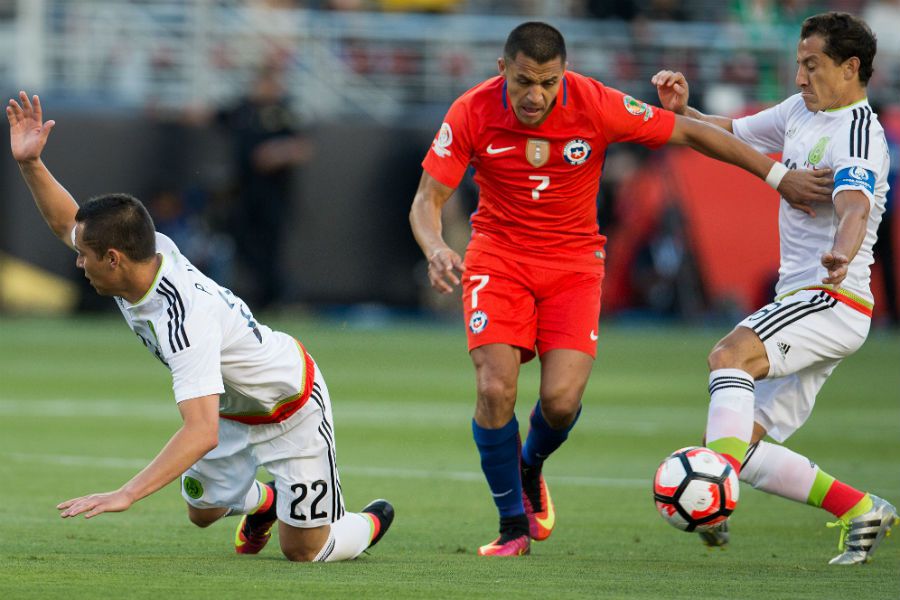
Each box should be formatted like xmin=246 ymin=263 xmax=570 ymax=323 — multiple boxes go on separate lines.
xmin=652 ymin=11 xmax=897 ymax=565
xmin=6 ymin=91 xmax=393 ymax=562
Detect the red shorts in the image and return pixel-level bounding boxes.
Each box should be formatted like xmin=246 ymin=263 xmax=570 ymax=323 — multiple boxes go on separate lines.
xmin=462 ymin=249 xmax=604 ymax=362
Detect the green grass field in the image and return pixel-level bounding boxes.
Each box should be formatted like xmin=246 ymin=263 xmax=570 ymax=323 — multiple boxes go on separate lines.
xmin=1 ymin=315 xmax=898 ymax=599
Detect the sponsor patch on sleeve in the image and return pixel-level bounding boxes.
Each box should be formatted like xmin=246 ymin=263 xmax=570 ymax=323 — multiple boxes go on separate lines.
xmin=834 ymin=166 xmax=875 ymax=194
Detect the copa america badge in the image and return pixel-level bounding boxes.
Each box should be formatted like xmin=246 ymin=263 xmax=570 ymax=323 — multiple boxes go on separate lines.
xmin=469 ymin=310 xmax=488 ymax=334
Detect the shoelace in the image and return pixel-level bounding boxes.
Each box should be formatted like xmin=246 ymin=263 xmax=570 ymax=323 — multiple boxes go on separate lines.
xmin=825 ymin=519 xmax=850 ymax=551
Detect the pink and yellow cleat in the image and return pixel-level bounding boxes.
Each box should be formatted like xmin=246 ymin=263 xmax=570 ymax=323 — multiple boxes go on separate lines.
xmin=477 ymin=533 xmax=531 ymax=556
xmin=522 ymin=470 xmax=555 ymax=541
xmin=235 ymin=482 xmax=278 ymax=555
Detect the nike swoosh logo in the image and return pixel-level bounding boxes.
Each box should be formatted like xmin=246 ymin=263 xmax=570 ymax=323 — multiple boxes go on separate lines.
xmin=491 ymin=488 xmax=513 ymax=498
xmin=590 ymin=330 xmax=599 ymax=341
xmin=536 ymin=510 xmax=555 ymax=530
xmin=486 ymin=144 xmax=515 ymax=155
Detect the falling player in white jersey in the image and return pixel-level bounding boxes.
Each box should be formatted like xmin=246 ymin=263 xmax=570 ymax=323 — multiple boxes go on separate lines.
xmin=652 ymin=11 xmax=897 ymax=565
xmin=7 ymin=91 xmax=393 ymax=562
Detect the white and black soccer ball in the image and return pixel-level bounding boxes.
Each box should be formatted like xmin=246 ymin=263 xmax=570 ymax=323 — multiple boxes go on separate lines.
xmin=653 ymin=446 xmax=739 ymax=532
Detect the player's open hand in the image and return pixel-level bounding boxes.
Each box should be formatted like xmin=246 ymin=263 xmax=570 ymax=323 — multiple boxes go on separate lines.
xmin=651 ymin=70 xmax=689 ymax=115
xmin=821 ymin=251 xmax=849 ymax=286
xmin=7 ymin=91 xmax=55 ymax=163
xmin=427 ymin=246 xmax=465 ymax=294
xmin=778 ymin=168 xmax=833 ymax=217
xmin=57 ymin=489 xmax=134 ymax=519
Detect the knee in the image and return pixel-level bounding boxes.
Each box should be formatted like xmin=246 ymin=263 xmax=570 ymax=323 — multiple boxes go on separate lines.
xmin=281 ymin=547 xmax=318 ymax=562
xmin=537 ymin=397 xmax=580 ymax=429
xmin=538 ymin=386 xmax=584 ymax=428
xmin=187 ymin=510 xmax=217 ymax=528
xmin=707 ymin=340 xmax=739 ymax=371
xmin=476 ymin=374 xmax=516 ymax=405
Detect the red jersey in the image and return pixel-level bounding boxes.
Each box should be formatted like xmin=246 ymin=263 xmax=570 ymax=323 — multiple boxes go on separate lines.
xmin=422 ymin=71 xmax=675 ymax=273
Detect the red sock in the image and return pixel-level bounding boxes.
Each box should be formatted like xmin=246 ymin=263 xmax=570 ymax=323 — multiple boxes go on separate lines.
xmin=821 ymin=480 xmax=866 ymax=518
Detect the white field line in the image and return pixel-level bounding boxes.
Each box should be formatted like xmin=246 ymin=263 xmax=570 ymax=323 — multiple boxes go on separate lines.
xmin=0 ymin=398 xmax=669 ymax=433
xmin=3 ymin=451 xmax=649 ymax=489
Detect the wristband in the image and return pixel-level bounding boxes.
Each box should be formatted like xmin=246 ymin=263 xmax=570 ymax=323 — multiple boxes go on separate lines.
xmin=765 ymin=161 xmax=789 ymax=190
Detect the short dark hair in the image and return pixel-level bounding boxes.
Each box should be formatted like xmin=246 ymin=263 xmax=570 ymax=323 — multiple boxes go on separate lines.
xmin=75 ymin=193 xmax=157 ymax=261
xmin=504 ymin=22 xmax=566 ymax=64
xmin=801 ymin=12 xmax=877 ymax=85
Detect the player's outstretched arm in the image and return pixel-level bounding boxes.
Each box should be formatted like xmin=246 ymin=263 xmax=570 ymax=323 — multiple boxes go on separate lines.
xmin=651 ymin=70 xmax=734 ymax=132
xmin=409 ymin=170 xmax=465 ymax=294
xmin=57 ymin=394 xmax=220 ymax=519
xmin=7 ymin=91 xmax=78 ymax=249
xmin=821 ymin=189 xmax=870 ymax=286
xmin=668 ymin=115 xmax=833 ymax=213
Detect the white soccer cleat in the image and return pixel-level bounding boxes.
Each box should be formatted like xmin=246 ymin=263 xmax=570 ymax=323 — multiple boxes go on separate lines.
xmin=827 ymin=495 xmax=899 ymax=565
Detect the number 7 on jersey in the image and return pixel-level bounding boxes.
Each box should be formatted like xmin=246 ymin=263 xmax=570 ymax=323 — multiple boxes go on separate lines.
xmin=529 ymin=175 xmax=550 ymax=200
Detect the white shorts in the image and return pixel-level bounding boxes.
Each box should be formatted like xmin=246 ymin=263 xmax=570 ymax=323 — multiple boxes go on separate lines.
xmin=180 ymin=363 xmax=346 ymax=527
xmin=738 ymin=289 xmax=870 ymax=442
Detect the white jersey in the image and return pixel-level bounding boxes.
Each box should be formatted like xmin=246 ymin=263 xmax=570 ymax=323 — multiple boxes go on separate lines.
xmin=733 ymin=94 xmax=889 ymax=302
xmin=111 ymin=233 xmax=311 ymax=420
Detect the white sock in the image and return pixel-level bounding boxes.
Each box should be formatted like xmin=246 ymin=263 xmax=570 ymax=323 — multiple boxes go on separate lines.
xmin=739 ymin=441 xmax=818 ymax=504
xmin=313 ymin=512 xmax=374 ymax=562
xmin=705 ymin=369 xmax=755 ymax=463
xmin=227 ymin=480 xmax=268 ymax=516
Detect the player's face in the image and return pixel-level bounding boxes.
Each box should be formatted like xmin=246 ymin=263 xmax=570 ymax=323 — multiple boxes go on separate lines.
xmin=795 ymin=34 xmax=854 ymax=112
xmin=499 ymin=52 xmax=566 ymax=127
xmin=73 ymin=222 xmax=117 ymax=296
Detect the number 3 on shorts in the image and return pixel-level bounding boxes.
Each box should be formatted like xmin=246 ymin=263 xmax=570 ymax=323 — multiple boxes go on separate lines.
xmin=469 ymin=275 xmax=490 ymax=309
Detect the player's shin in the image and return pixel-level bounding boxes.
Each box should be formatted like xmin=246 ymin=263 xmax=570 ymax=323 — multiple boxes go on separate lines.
xmin=521 ymin=399 xmax=581 ymax=468
xmin=472 ymin=417 xmax=525 ymax=518
xmin=313 ymin=513 xmax=372 ymax=562
xmin=705 ymin=369 xmax=755 ymax=474
xmin=740 ymin=441 xmax=869 ymax=519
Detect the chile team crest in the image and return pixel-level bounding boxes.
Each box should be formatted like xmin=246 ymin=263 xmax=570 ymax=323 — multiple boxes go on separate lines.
xmin=469 ymin=310 xmax=488 ymax=334
xmin=563 ymin=139 xmax=591 ymax=165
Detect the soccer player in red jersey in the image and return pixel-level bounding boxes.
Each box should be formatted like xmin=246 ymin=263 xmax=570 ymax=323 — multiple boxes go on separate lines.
xmin=409 ymin=21 xmax=833 ymax=557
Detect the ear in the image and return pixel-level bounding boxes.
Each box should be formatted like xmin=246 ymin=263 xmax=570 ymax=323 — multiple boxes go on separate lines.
xmin=844 ymin=56 xmax=860 ymax=81
xmin=106 ymin=248 xmax=124 ymax=269
xmin=497 ymin=57 xmax=506 ymax=77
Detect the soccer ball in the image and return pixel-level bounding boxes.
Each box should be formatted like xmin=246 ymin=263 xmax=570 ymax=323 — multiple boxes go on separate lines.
xmin=653 ymin=446 xmax=739 ymax=532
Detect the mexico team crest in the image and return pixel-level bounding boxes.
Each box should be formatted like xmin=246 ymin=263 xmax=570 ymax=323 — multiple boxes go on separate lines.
xmin=526 ymin=138 xmax=550 ymax=167
xmin=807 ymin=136 xmax=830 ymax=165
xmin=469 ymin=310 xmax=488 ymax=334
xmin=563 ymin=139 xmax=591 ymax=165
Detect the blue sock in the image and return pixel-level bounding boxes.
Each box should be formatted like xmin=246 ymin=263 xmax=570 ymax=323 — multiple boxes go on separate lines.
xmin=472 ymin=417 xmax=524 ymax=518
xmin=522 ymin=399 xmax=582 ymax=468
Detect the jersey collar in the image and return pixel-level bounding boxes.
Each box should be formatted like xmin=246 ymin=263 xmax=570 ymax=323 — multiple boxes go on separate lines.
xmin=126 ymin=252 xmax=166 ymax=308
xmin=823 ymin=97 xmax=868 ymax=113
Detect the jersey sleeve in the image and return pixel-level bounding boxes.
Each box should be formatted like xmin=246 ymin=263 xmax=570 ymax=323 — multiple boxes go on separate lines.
xmin=598 ymin=85 xmax=676 ymax=148
xmin=158 ymin=305 xmax=226 ymax=403
xmin=828 ymin=109 xmax=885 ymax=204
xmin=732 ymin=96 xmax=796 ymax=154
xmin=421 ymin=95 xmax=474 ymax=189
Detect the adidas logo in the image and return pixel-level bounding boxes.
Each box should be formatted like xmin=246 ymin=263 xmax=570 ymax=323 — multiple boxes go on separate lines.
xmin=776 ymin=341 xmax=791 ymax=358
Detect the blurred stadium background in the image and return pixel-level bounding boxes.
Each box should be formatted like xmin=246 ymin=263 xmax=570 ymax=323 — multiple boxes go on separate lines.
xmin=0 ymin=0 xmax=898 ymax=325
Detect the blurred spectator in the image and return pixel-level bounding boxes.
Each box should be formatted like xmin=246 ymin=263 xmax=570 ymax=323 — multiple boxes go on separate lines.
xmin=217 ymin=64 xmax=313 ymax=309
xmin=871 ymin=102 xmax=899 ymax=327
xmin=630 ymin=203 xmax=704 ymax=320
xmin=864 ymin=0 xmax=900 ymax=80
xmin=378 ymin=0 xmax=462 ymax=12
xmin=147 ymin=186 xmax=236 ymax=287
xmin=583 ymin=0 xmax=641 ymax=20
